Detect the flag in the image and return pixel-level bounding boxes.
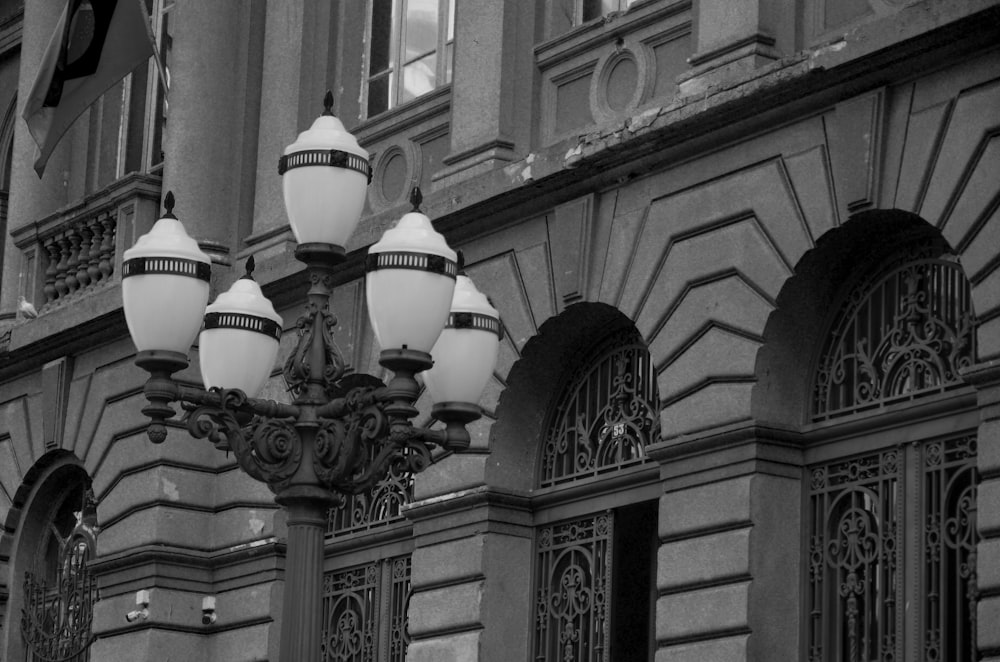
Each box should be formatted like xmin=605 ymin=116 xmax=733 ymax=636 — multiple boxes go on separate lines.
xmin=22 ymin=0 xmax=156 ymax=177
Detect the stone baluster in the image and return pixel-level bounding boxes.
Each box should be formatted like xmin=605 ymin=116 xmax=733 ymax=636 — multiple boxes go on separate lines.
xmin=43 ymin=240 xmax=59 ymax=304
xmin=54 ymin=235 xmax=70 ymax=300
xmin=87 ymin=215 xmax=103 ymax=285
xmin=65 ymin=230 xmax=81 ymax=294
xmin=76 ymin=221 xmax=92 ymax=290
xmin=99 ymin=215 xmax=115 ymax=280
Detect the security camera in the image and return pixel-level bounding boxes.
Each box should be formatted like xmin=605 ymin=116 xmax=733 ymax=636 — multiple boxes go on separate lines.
xmin=126 ymin=589 xmax=150 ymax=623
xmin=201 ymin=596 xmax=217 ymax=626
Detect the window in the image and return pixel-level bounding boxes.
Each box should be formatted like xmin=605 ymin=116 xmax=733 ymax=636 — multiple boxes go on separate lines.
xmin=120 ymin=0 xmax=172 ymax=174
xmin=365 ymin=0 xmax=455 ymax=117
xmin=21 ymin=485 xmax=99 ymax=662
xmin=1 ymin=97 xmax=13 ymax=299
xmin=533 ymin=326 xmax=659 ymax=662
xmin=322 ymin=447 xmax=415 ymax=661
xmin=549 ymin=0 xmax=639 ymax=31
xmin=805 ymin=238 xmax=979 ymax=662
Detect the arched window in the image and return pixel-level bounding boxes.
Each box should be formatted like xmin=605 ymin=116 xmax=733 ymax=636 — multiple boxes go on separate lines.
xmin=540 ymin=327 xmax=658 ymax=486
xmin=21 ymin=485 xmax=99 ymax=662
xmin=533 ymin=325 xmax=659 ymax=662
xmin=805 ymin=237 xmax=979 ymax=662
xmin=812 ymin=241 xmax=975 ymax=420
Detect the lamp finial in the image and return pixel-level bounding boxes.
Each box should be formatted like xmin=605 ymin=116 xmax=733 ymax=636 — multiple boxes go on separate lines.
xmin=323 ymin=91 xmax=334 ymax=116
xmin=409 ymin=187 xmax=423 ymax=212
xmin=163 ymin=191 xmax=177 ymax=219
xmin=242 ymin=255 xmax=256 ymax=280
xmin=456 ymin=249 xmax=466 ymax=275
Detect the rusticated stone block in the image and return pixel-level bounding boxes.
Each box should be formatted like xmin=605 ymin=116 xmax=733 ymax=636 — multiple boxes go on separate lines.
xmin=656 ymin=581 xmax=750 ymax=642
xmin=408 ymin=581 xmax=484 ymax=637
xmin=660 ymin=476 xmax=752 ymax=539
xmin=978 ymin=479 xmax=1000 ymax=535
xmin=657 ymin=527 xmax=751 ymax=590
xmin=979 ymin=419 xmax=1000 ymax=475
xmin=979 ymin=537 xmax=1000 ymax=591
xmin=979 ymin=595 xmax=1000 ymax=651
xmin=407 ymin=631 xmax=481 ymax=662
xmin=655 ymin=633 xmax=749 ymax=662
xmin=411 ymin=535 xmax=485 ymax=588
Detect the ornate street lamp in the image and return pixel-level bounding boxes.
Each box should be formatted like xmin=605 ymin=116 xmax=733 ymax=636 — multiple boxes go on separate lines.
xmin=121 ymin=92 xmax=500 ymax=661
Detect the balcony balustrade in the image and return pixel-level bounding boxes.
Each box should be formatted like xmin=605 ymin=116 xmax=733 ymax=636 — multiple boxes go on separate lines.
xmin=11 ymin=174 xmax=162 ymax=314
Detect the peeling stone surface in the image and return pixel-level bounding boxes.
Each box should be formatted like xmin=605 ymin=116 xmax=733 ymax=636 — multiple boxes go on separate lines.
xmin=161 ymin=477 xmax=180 ymax=501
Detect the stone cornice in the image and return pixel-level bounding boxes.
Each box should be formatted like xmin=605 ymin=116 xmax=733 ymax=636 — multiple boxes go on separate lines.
xmin=403 ymin=485 xmax=531 ymax=523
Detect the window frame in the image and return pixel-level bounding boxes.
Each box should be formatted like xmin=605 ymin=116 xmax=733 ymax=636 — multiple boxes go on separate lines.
xmin=363 ymin=0 xmax=455 ymax=118
xmin=116 ymin=0 xmax=172 ymax=177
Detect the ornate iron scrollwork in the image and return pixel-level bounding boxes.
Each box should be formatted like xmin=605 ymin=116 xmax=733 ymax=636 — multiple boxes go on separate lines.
xmin=534 ymin=512 xmax=613 ymax=662
xmin=813 ymin=241 xmax=976 ymax=420
xmin=541 ymin=329 xmax=658 ymax=487
xmin=22 ymin=490 xmax=99 ymax=662
xmin=283 ymin=301 xmax=347 ymax=399
xmin=321 ymin=556 xmax=411 ymax=662
xmin=807 ymin=436 xmax=979 ymax=662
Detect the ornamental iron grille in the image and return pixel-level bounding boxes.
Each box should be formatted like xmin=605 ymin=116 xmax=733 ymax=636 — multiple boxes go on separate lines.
xmin=807 ymin=448 xmax=900 ymax=662
xmin=922 ymin=435 xmax=978 ymax=662
xmin=327 ymin=449 xmax=414 ymax=535
xmin=21 ymin=489 xmax=99 ymax=662
xmin=806 ymin=435 xmax=979 ymax=662
xmin=540 ymin=329 xmax=658 ymax=487
xmin=812 ymin=240 xmax=975 ymax=421
xmin=321 ymin=555 xmax=411 ymax=662
xmin=534 ymin=511 xmax=613 ymax=662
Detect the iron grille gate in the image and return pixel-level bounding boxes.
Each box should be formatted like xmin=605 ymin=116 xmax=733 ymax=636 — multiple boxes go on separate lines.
xmin=21 ymin=491 xmax=99 ymax=662
xmin=534 ymin=511 xmax=614 ymax=662
xmin=807 ymin=435 xmax=979 ymax=662
xmin=321 ymin=556 xmax=411 ymax=662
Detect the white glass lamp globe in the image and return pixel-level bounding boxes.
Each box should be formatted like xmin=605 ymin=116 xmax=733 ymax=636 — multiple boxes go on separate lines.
xmin=423 ymin=275 xmax=501 ymax=407
xmin=279 ymin=92 xmax=371 ymax=248
xmin=122 ymin=194 xmax=211 ymax=357
xmin=365 ymin=193 xmax=457 ymax=354
xmin=199 ymin=264 xmax=283 ymax=397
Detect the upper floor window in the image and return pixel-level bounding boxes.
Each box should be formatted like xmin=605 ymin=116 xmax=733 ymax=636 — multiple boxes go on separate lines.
xmin=121 ymin=0 xmax=172 ymax=174
xmin=365 ymin=0 xmax=455 ymax=117
xmin=546 ymin=0 xmax=639 ymax=36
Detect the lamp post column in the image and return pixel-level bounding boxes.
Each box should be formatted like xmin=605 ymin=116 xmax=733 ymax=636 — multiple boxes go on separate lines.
xmin=275 ymin=486 xmax=336 ymax=662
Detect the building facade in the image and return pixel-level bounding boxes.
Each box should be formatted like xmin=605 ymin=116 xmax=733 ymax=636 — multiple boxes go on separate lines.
xmin=1 ymin=0 xmax=999 ymax=660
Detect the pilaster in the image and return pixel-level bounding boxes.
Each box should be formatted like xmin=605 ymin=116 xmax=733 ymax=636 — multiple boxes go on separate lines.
xmin=160 ymin=1 xmax=265 ymax=262
xmin=431 ymin=0 xmax=534 ymax=189
xmin=248 ymin=0 xmax=337 ymax=256
xmin=678 ymin=0 xmax=794 ymax=97
xmin=404 ymin=486 xmax=533 ymax=662
xmin=4 ymin=0 xmax=71 ymax=313
xmin=649 ymin=423 xmax=803 ymax=662
xmin=961 ymin=360 xmax=1000 ymax=661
